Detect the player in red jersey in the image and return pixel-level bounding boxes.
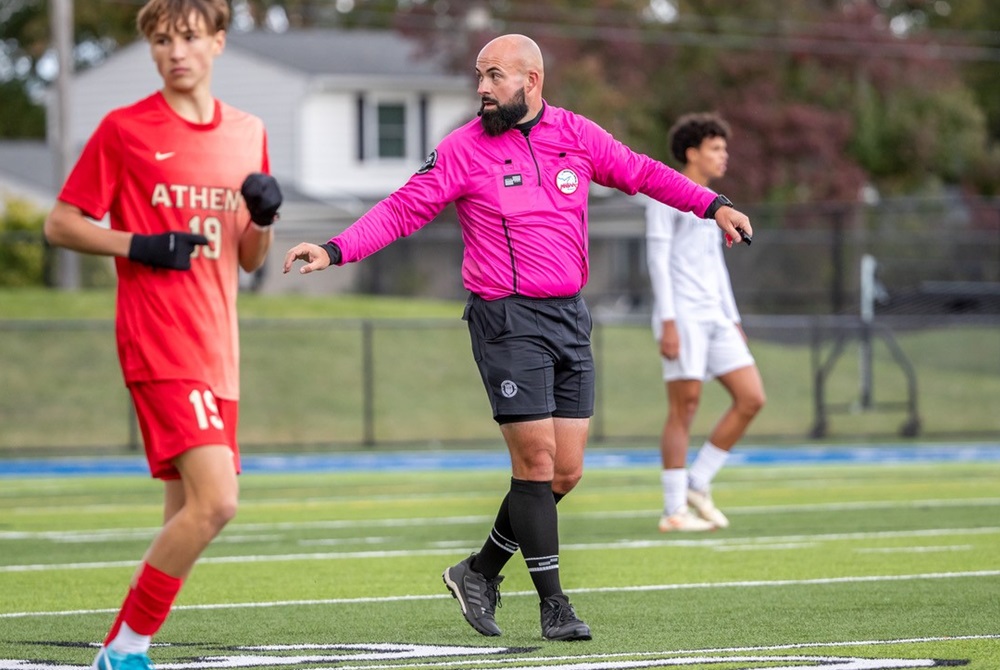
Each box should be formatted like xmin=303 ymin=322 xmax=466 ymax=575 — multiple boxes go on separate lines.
xmin=43 ymin=1 xmax=281 ymax=668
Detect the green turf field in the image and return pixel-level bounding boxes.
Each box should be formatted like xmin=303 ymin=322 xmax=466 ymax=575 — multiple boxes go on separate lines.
xmin=2 ymin=458 xmax=998 ymax=669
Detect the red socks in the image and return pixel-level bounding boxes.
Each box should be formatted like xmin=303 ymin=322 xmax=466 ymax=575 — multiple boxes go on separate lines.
xmin=103 ymin=563 xmax=183 ymax=644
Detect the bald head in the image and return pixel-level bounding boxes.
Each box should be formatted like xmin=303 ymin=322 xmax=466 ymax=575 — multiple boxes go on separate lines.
xmin=478 ymin=34 xmax=544 ymax=79
xmin=476 ymin=34 xmax=544 ymax=124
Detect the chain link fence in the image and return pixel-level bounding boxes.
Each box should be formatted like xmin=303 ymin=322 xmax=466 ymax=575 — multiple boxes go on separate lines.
xmin=1 ymin=313 xmax=997 ymax=454
xmin=1 ymin=195 xmax=997 ymax=453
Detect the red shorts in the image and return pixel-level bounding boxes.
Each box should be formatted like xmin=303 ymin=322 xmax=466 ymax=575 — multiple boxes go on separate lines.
xmin=129 ymin=380 xmax=241 ymax=480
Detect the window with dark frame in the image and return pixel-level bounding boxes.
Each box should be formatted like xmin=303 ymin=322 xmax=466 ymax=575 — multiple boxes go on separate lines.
xmin=377 ymin=103 xmax=406 ymax=158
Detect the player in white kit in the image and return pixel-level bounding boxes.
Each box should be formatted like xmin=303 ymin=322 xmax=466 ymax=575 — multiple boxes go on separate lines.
xmin=645 ymin=112 xmax=766 ymax=532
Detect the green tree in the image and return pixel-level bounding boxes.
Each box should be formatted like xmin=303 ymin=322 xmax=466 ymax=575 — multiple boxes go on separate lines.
xmin=0 ymin=0 xmax=137 ymax=139
xmin=380 ymin=0 xmax=997 ymax=201
xmin=4 ymin=0 xmax=998 ymax=200
xmin=878 ymin=0 xmax=1000 ymax=143
xmin=0 ymin=197 xmax=46 ymax=287
xmin=0 ymin=80 xmax=45 ymax=138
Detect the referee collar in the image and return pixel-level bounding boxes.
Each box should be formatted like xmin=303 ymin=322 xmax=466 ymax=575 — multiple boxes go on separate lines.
xmin=516 ymin=103 xmax=545 ymax=137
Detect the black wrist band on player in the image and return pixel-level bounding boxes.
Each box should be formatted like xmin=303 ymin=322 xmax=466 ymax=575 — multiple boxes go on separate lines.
xmin=321 ymin=242 xmax=342 ymax=266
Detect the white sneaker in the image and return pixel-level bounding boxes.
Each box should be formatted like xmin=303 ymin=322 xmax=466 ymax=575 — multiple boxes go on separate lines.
xmin=687 ymin=487 xmax=730 ymax=528
xmin=658 ymin=506 xmax=716 ymax=532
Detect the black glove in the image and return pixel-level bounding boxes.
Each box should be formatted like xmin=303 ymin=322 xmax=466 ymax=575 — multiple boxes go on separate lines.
xmin=128 ymin=231 xmax=209 ymax=270
xmin=241 ymin=173 xmax=282 ymax=226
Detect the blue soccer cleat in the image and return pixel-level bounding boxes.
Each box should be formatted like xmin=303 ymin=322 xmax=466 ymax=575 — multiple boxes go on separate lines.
xmin=91 ymin=646 xmax=154 ymax=670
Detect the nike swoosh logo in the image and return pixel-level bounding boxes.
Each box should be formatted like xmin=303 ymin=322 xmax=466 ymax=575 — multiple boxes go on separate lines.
xmin=155 ymin=151 xmax=175 ymax=161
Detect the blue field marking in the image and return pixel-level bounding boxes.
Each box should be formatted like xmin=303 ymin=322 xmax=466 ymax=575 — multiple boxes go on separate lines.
xmin=0 ymin=442 xmax=998 ymax=478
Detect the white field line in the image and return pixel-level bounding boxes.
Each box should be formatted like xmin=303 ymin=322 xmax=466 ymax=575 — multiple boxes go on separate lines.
xmin=2 ymin=526 xmax=998 ymax=573
xmin=3 ymin=636 xmax=1000 ymax=670
xmin=1 ymin=570 xmax=997 ymax=620
xmin=3 ymin=497 xmax=998 ymax=541
xmin=709 ymin=542 xmax=819 ymax=552
xmin=855 ymin=544 xmax=974 ymax=554
xmin=0 ymin=514 xmax=493 ymax=540
xmin=197 ymin=635 xmax=1000 ymax=670
xmin=191 ymin=634 xmax=1000 ymax=670
xmin=523 ymin=635 xmax=1000 ymax=666
xmin=620 ymin=525 xmax=1000 ymax=548
xmin=176 ymin=635 xmax=1000 ymax=670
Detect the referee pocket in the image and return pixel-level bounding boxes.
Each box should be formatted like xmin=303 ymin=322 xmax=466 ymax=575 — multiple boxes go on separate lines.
xmin=479 ymin=299 xmax=511 ymax=341
xmin=468 ymin=297 xmax=511 ymax=362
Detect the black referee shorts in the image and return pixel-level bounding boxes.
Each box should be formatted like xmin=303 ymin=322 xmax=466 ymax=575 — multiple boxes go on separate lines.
xmin=463 ymin=292 xmax=595 ymax=424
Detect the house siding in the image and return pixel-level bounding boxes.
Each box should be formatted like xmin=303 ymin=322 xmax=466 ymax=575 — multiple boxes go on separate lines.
xmin=211 ymin=46 xmax=309 ymax=180
xmin=297 ymin=88 xmax=475 ymax=199
xmin=298 ymin=93 xmax=357 ymax=196
xmin=30 ymin=29 xmax=502 ymax=298
xmin=427 ymin=92 xmax=477 ymax=150
xmin=54 ymin=41 xmax=307 ymax=182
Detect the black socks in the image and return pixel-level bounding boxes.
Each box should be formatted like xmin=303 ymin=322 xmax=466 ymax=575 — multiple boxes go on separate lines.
xmin=474 ymin=485 xmax=568 ymax=580
xmin=479 ymin=478 xmax=563 ymax=599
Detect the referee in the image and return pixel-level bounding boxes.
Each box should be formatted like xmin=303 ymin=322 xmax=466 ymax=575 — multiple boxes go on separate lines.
xmin=284 ymin=33 xmax=752 ymax=641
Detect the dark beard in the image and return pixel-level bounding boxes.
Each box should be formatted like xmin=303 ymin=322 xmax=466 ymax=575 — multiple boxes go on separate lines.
xmin=480 ymin=88 xmax=529 ymax=137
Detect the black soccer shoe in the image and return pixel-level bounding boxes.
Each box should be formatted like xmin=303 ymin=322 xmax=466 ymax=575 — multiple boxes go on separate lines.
xmin=442 ymin=553 xmax=504 ymax=636
xmin=540 ymin=594 xmax=592 ymax=641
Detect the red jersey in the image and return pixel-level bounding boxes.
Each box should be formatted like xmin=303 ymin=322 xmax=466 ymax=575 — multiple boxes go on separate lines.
xmin=58 ymin=92 xmax=269 ymax=399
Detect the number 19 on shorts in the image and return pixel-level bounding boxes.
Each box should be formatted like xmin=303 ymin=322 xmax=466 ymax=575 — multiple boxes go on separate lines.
xmin=189 ymin=389 xmax=224 ymax=430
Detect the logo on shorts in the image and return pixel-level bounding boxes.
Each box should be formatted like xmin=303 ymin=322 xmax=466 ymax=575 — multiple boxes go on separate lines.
xmin=555 ymin=168 xmax=579 ymax=194
xmin=500 ymin=380 xmax=518 ymax=398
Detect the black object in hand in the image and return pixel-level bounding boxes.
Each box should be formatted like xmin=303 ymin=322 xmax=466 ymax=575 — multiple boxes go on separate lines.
xmin=241 ymin=173 xmax=283 ymax=226
xmin=738 ymin=228 xmax=753 ymax=245
xmin=128 ymin=232 xmax=209 ymax=270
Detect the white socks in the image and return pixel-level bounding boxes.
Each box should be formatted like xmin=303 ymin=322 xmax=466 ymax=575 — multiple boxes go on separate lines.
xmin=688 ymin=441 xmax=730 ymax=493
xmin=109 ymin=623 xmax=152 ymax=655
xmin=660 ymin=468 xmax=688 ymax=516
xmin=663 ymin=443 xmax=731 ymax=515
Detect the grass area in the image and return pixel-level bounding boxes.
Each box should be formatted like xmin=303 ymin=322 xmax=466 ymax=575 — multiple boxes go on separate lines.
xmin=0 ymin=287 xmax=467 ymax=320
xmin=1 ymin=458 xmax=998 ymax=668
xmin=1 ymin=288 xmax=998 ymax=451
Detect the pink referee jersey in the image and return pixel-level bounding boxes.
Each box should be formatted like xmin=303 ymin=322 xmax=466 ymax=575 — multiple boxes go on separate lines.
xmin=58 ymin=92 xmax=269 ymax=399
xmin=331 ymin=102 xmax=716 ymax=300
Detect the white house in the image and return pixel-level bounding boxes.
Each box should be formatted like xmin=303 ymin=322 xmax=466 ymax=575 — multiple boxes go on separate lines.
xmin=4 ymin=27 xmax=647 ymax=301
xmin=13 ymin=28 xmax=481 ymax=294
xmin=51 ymin=28 xmax=478 ymax=202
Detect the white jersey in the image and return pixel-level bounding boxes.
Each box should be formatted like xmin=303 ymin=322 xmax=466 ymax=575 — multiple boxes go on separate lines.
xmin=645 ymin=198 xmax=740 ymax=336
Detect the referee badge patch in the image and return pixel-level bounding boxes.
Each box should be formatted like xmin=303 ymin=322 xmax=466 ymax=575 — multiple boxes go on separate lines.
xmin=416 ymin=150 xmax=438 ymax=174
xmin=555 ymin=168 xmax=579 ymax=194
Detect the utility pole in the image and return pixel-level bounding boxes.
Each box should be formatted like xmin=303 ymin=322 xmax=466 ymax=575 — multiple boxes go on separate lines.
xmin=50 ymin=0 xmax=80 ymax=289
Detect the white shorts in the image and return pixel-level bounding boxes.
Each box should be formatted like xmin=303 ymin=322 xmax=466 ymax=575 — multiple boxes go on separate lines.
xmin=659 ymin=317 xmax=755 ymax=382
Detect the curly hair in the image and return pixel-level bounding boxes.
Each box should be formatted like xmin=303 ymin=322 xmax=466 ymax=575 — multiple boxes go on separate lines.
xmin=668 ymin=113 xmax=731 ymax=165
xmin=137 ymin=0 xmax=230 ymax=39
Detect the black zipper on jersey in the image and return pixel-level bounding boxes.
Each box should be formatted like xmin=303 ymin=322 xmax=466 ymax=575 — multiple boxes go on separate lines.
xmin=502 ymin=217 xmax=519 ymax=294
xmin=524 ymin=134 xmax=542 ymax=185
xmin=501 ymin=130 xmax=537 ymax=295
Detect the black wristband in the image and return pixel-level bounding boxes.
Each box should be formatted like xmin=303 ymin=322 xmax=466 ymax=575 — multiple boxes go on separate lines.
xmin=704 ymin=194 xmax=733 ymax=219
xmin=321 ymin=242 xmax=342 ymax=265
